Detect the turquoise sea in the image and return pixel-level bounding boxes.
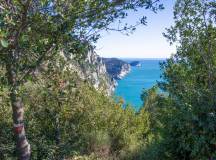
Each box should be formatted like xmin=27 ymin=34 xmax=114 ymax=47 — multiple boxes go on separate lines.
xmin=115 ymin=59 xmax=164 ymax=110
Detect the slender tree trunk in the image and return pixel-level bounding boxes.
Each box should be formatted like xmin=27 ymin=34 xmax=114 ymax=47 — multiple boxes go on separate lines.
xmin=7 ymin=63 xmax=31 ymax=160
xmin=55 ymin=100 xmax=62 ymax=159
xmin=55 ymin=115 xmax=61 ymax=146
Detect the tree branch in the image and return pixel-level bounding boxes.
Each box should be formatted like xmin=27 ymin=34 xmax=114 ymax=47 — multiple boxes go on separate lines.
xmin=18 ymin=44 xmax=57 ymax=84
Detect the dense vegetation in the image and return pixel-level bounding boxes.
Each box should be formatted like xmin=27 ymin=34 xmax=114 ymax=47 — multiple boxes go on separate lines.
xmin=140 ymin=0 xmax=216 ymax=159
xmin=1 ymin=0 xmax=216 ymax=159
xmin=0 ymin=58 xmax=152 ymax=159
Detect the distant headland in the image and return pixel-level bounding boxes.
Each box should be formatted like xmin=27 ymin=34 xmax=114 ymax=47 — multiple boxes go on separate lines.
xmin=102 ymin=58 xmax=131 ymax=80
xmin=130 ymin=61 xmax=142 ymax=67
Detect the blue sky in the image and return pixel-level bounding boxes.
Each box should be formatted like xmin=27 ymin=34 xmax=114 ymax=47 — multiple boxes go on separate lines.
xmin=96 ymin=0 xmax=176 ymax=58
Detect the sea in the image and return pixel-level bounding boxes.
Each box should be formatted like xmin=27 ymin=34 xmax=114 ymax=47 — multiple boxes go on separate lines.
xmin=114 ymin=59 xmax=165 ymax=111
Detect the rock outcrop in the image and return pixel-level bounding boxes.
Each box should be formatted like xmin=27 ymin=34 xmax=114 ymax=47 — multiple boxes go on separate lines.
xmin=66 ymin=50 xmax=116 ymax=95
xmin=102 ymin=58 xmax=131 ymax=80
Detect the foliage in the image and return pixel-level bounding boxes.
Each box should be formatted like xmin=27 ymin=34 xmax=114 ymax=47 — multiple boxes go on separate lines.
xmin=0 ymin=58 xmax=151 ymax=159
xmin=138 ymin=0 xmax=216 ymax=159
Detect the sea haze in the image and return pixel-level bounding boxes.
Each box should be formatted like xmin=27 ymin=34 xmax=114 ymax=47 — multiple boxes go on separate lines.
xmin=114 ymin=59 xmax=164 ymax=110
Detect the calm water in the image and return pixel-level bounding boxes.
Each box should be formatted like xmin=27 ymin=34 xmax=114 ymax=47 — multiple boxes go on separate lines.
xmin=115 ymin=59 xmax=164 ymax=110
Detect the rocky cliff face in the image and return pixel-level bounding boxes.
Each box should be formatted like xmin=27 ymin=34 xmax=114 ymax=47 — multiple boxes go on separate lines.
xmin=102 ymin=58 xmax=131 ymax=80
xmin=62 ymin=51 xmax=132 ymax=95
xmin=66 ymin=50 xmax=116 ymax=95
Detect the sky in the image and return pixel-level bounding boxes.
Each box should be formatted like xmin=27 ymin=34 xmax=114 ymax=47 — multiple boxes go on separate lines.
xmin=96 ymin=0 xmax=176 ymax=58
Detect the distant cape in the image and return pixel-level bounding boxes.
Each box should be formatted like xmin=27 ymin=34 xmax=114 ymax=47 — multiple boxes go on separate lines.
xmin=102 ymin=58 xmax=131 ymax=80
xmin=130 ymin=61 xmax=141 ymax=67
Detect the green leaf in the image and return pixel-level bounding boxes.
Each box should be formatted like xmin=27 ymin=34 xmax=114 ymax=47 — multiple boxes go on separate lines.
xmin=1 ymin=39 xmax=9 ymax=48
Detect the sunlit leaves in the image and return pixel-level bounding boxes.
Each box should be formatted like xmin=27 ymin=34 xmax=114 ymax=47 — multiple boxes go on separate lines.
xmin=0 ymin=39 xmax=8 ymax=48
xmin=0 ymin=29 xmax=8 ymax=48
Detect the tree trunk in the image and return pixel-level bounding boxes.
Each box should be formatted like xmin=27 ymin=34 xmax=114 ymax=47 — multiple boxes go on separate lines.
xmin=7 ymin=64 xmax=31 ymax=160
xmin=55 ymin=115 xmax=61 ymax=146
xmin=55 ymin=100 xmax=62 ymax=159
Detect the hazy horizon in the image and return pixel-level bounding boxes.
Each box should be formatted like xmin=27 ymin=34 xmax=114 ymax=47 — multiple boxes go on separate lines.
xmin=102 ymin=56 xmax=167 ymax=59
